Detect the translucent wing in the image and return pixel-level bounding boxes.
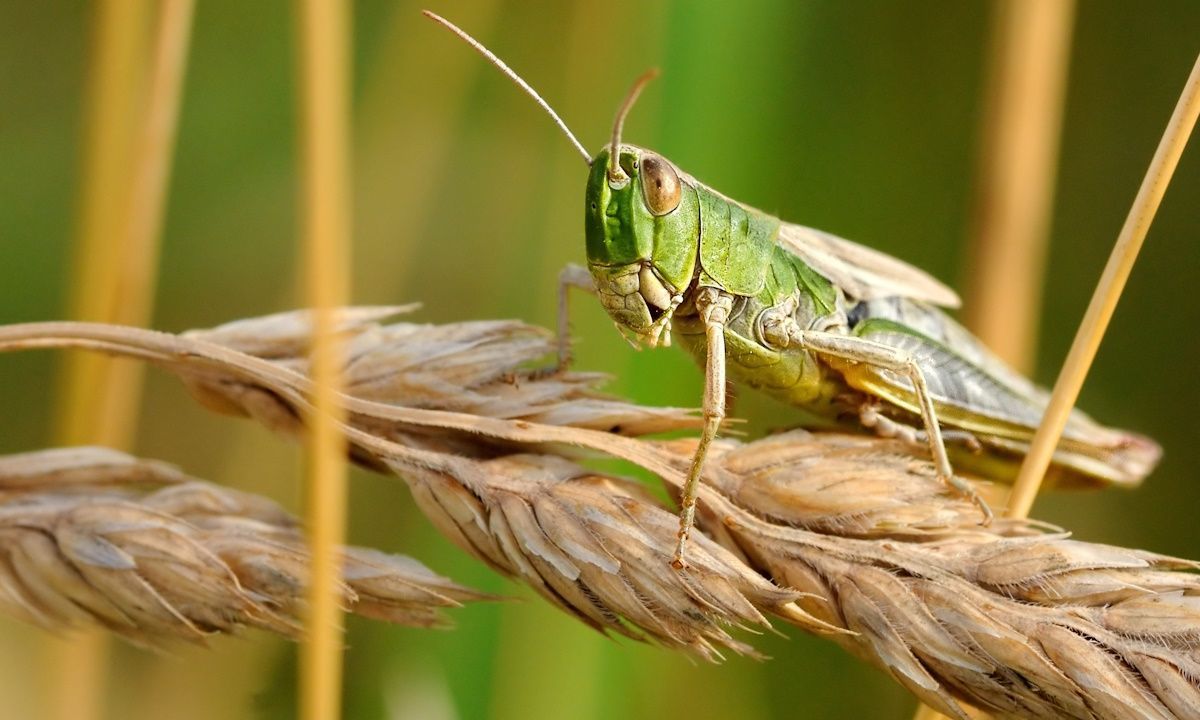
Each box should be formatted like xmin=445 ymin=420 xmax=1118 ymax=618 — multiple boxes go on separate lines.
xmin=840 ymin=313 xmax=1161 ymax=487
xmin=776 ymin=221 xmax=961 ymax=307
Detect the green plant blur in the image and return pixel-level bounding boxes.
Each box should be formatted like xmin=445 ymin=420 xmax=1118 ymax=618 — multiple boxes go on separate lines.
xmin=1 ymin=2 xmax=1197 ymax=719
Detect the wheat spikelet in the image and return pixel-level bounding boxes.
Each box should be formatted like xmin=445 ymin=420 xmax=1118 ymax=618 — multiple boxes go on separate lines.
xmin=0 ymin=309 xmax=1197 ymax=718
xmin=683 ymin=435 xmax=1200 ymax=719
xmin=181 ymin=306 xmax=699 ymax=447
xmin=0 ymin=447 xmax=488 ymax=645
xmin=394 ymin=451 xmax=804 ymax=659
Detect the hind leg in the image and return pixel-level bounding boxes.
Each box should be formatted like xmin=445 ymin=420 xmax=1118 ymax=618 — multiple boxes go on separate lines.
xmin=797 ymin=331 xmax=993 ymax=524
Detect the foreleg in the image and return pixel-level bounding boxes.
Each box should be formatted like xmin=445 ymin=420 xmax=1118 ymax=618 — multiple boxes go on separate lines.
xmin=554 ymin=263 xmax=596 ymax=371
xmin=672 ymin=287 xmax=733 ymax=568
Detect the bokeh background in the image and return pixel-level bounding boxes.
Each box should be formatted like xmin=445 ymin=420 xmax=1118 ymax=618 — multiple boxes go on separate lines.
xmin=2 ymin=1 xmax=1198 ymax=718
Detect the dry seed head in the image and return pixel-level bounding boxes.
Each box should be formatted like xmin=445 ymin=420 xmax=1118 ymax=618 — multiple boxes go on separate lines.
xmin=183 ymin=308 xmax=700 ymax=451
xmin=394 ymin=451 xmax=799 ymax=660
xmin=664 ymin=432 xmax=1036 ymax=539
xmin=0 ymin=447 xmax=487 ymax=644
xmin=0 ymin=446 xmax=189 ymax=499
xmin=693 ymin=441 xmax=1200 ymax=719
xmin=0 ymin=311 xmax=1197 ymax=718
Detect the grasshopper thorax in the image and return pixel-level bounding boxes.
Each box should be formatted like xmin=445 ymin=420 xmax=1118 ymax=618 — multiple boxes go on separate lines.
xmin=585 ymin=145 xmax=700 ymax=342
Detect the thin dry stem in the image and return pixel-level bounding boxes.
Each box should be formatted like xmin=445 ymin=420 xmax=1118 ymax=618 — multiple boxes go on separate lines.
xmin=0 ymin=447 xmax=487 ymax=643
xmin=116 ymin=0 xmax=194 ymax=344
xmin=1007 ymin=52 xmax=1200 ymax=519
xmin=49 ymin=2 xmax=193 ymax=718
xmin=48 ymin=4 xmax=149 ymax=713
xmin=963 ymin=0 xmax=1075 ymax=374
xmin=0 ymin=310 xmax=1196 ymax=718
xmin=56 ymin=0 xmax=148 ymax=448
xmin=295 ymin=1 xmax=353 ymax=718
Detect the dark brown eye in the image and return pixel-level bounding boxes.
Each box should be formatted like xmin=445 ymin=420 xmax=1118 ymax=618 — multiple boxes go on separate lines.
xmin=640 ymin=153 xmax=681 ymax=216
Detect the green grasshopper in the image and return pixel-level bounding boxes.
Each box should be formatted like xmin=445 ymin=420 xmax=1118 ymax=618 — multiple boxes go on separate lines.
xmin=425 ymin=12 xmax=1161 ymax=567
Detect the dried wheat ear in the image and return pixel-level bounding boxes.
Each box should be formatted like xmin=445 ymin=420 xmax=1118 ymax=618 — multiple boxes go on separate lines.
xmin=0 ymin=446 xmax=489 ymax=646
xmin=0 ymin=308 xmax=1195 ymax=720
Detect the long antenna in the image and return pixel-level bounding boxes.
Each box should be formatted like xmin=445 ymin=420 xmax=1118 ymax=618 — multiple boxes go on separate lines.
xmin=423 ymin=10 xmax=591 ymax=164
xmin=607 ymin=68 xmax=659 ymax=184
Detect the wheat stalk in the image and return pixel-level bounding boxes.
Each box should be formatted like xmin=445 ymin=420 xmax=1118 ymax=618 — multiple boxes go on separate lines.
xmin=0 ymin=446 xmax=488 ymax=645
xmin=0 ymin=309 xmax=1196 ymax=718
xmin=293 ymin=0 xmax=354 ymax=715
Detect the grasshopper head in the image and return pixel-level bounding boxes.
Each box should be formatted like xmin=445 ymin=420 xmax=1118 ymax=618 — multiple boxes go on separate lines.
xmin=422 ymin=15 xmax=699 ymax=342
xmin=584 ymin=145 xmax=699 ymax=343
xmin=421 ymin=12 xmax=697 ymax=344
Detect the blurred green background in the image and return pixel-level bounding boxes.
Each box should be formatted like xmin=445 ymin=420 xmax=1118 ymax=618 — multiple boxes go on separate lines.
xmin=1 ymin=1 xmax=1198 ymax=718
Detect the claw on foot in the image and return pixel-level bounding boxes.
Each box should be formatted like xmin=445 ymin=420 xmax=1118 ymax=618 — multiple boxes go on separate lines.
xmin=671 ymin=531 xmax=691 ymax=570
xmin=940 ymin=429 xmax=983 ymax=454
xmin=958 ymin=432 xmax=983 ymax=454
xmin=975 ymin=495 xmax=995 ymax=526
xmin=943 ymin=473 xmax=993 ymax=526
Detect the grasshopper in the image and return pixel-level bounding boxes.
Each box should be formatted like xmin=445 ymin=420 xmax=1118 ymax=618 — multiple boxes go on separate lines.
xmin=425 ymin=12 xmax=1161 ymax=567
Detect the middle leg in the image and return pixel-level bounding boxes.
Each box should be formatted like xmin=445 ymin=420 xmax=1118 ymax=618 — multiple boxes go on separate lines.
xmin=859 ymin=402 xmax=982 ymax=453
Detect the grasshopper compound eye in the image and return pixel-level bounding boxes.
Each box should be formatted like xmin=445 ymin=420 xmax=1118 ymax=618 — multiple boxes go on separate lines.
xmin=640 ymin=154 xmax=681 ymax=216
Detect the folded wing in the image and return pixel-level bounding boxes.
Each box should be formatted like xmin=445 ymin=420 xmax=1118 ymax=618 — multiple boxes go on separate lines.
xmin=840 ymin=315 xmax=1160 ymax=487
xmin=777 ymin=222 xmax=961 ymax=308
